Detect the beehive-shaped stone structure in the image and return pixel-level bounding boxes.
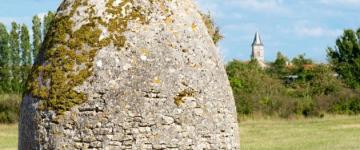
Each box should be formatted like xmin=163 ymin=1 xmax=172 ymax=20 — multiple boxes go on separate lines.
xmin=19 ymin=0 xmax=240 ymax=149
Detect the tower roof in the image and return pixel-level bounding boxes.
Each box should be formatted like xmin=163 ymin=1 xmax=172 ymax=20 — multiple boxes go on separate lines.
xmin=252 ymin=32 xmax=263 ymax=46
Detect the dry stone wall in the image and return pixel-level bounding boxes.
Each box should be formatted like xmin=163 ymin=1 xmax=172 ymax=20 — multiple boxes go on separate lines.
xmin=19 ymin=0 xmax=240 ymax=149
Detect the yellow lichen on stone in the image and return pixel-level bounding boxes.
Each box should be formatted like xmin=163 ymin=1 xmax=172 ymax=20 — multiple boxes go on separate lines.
xmin=192 ymin=22 xmax=197 ymax=32
xmin=159 ymin=2 xmax=170 ymax=14
xmin=165 ymin=16 xmax=173 ymax=25
xmin=153 ymin=76 xmax=161 ymax=84
xmin=174 ymin=89 xmax=196 ymax=106
xmin=140 ymin=48 xmax=150 ymax=56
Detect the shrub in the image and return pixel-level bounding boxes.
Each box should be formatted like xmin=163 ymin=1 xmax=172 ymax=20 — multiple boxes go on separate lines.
xmin=330 ymin=98 xmax=360 ymax=115
xmin=226 ymin=60 xmax=314 ymax=118
xmin=0 ymin=94 xmax=20 ymax=123
xmin=226 ymin=59 xmax=359 ymax=119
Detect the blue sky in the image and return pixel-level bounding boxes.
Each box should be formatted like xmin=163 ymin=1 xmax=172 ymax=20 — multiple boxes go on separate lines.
xmin=1 ymin=0 xmax=360 ymax=62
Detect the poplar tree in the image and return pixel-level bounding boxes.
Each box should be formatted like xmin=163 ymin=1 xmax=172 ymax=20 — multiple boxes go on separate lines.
xmin=0 ymin=22 xmax=10 ymax=67
xmin=9 ymin=22 xmax=20 ymax=67
xmin=0 ymin=22 xmax=10 ymax=66
xmin=43 ymin=11 xmax=55 ymax=38
xmin=0 ymin=22 xmax=11 ymax=92
xmin=9 ymin=22 xmax=21 ymax=92
xmin=32 ymin=15 xmax=42 ymax=61
xmin=20 ymin=24 xmax=31 ymax=91
xmin=21 ymin=24 xmax=31 ymax=66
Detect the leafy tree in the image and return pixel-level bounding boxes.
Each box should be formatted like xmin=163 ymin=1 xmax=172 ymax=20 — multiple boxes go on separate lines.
xmin=273 ymin=52 xmax=288 ymax=70
xmin=327 ymin=29 xmax=360 ymax=88
xmin=226 ymin=60 xmax=288 ymax=115
xmin=9 ymin=22 xmax=20 ymax=67
xmin=9 ymin=22 xmax=21 ymax=92
xmin=32 ymin=15 xmax=42 ymax=61
xmin=226 ymin=60 xmax=253 ymax=114
xmin=20 ymin=24 xmax=32 ymax=91
xmin=0 ymin=22 xmax=11 ymax=93
xmin=226 ymin=59 xmax=355 ymax=118
xmin=284 ymin=54 xmax=315 ymax=97
xmin=0 ymin=23 xmax=10 ymax=66
xmin=268 ymin=52 xmax=289 ymax=77
xmin=309 ymin=65 xmax=343 ymax=96
xmin=43 ymin=11 xmax=55 ymax=38
xmin=292 ymin=54 xmax=313 ymax=68
xmin=20 ymin=24 xmax=31 ymax=66
xmin=290 ymin=54 xmax=314 ymax=76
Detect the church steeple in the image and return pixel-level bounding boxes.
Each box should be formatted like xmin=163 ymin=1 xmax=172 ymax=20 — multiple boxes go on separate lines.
xmin=251 ymin=32 xmax=266 ymax=67
xmin=252 ymin=32 xmax=263 ymax=46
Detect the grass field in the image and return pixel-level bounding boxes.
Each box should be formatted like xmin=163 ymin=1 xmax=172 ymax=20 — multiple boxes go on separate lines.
xmin=240 ymin=115 xmax=360 ymax=150
xmin=0 ymin=115 xmax=359 ymax=149
xmin=0 ymin=124 xmax=17 ymax=150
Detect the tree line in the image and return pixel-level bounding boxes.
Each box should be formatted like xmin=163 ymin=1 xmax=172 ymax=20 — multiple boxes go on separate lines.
xmin=227 ymin=28 xmax=360 ymax=118
xmin=0 ymin=12 xmax=55 ymax=94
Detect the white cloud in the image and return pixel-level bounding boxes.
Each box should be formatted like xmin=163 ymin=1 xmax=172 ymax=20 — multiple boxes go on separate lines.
xmin=223 ymin=23 xmax=259 ymax=34
xmin=233 ymin=0 xmax=281 ymax=11
xmin=197 ymin=0 xmax=286 ymax=13
xmin=294 ymin=25 xmax=342 ymax=38
xmin=231 ymin=0 xmax=284 ymax=12
xmin=320 ymin=0 xmax=360 ymax=5
xmin=196 ymin=0 xmax=287 ymax=18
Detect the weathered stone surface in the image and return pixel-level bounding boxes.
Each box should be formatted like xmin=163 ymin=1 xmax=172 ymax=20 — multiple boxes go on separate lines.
xmin=19 ymin=0 xmax=240 ymax=149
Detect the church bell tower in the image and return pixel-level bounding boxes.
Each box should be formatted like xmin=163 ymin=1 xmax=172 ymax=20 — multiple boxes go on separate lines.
xmin=251 ymin=32 xmax=266 ymax=67
xmin=252 ymin=32 xmax=264 ymax=62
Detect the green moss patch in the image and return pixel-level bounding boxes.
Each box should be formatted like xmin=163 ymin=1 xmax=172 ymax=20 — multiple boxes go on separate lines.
xmin=26 ymin=0 xmax=147 ymax=114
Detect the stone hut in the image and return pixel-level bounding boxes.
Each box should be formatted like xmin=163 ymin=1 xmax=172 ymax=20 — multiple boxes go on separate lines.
xmin=19 ymin=0 xmax=240 ymax=149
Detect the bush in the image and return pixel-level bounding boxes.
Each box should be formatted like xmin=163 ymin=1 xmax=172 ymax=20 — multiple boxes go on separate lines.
xmin=226 ymin=60 xmax=316 ymax=118
xmin=330 ymin=97 xmax=360 ymax=115
xmin=0 ymin=94 xmax=20 ymax=123
xmin=226 ymin=59 xmax=360 ymax=119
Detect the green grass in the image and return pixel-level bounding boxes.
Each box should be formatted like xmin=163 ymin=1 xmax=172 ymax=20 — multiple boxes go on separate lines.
xmin=0 ymin=124 xmax=17 ymax=150
xmin=240 ymin=115 xmax=360 ymax=150
xmin=0 ymin=116 xmax=359 ymax=149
